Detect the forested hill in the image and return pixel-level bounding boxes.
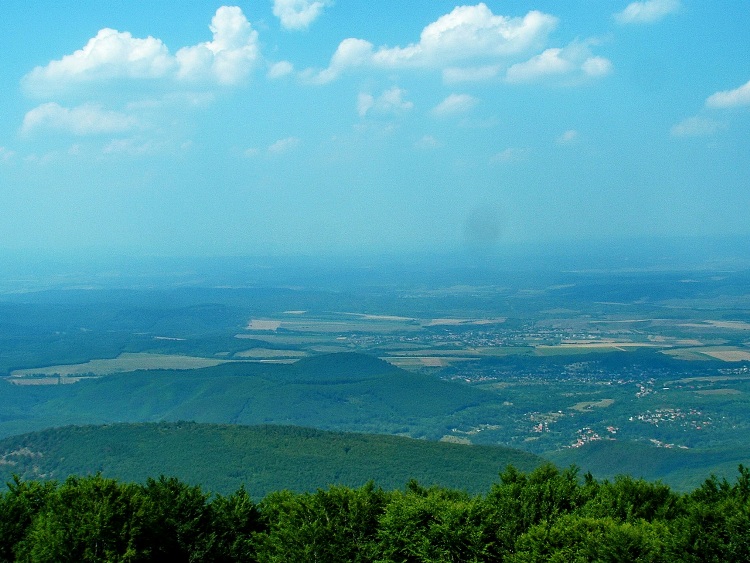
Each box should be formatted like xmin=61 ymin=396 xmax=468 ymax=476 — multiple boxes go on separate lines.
xmin=0 ymin=422 xmax=542 ymax=497
xmin=0 ymin=352 xmax=499 ymax=440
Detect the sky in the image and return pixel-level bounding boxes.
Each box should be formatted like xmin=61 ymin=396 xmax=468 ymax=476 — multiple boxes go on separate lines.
xmin=0 ymin=0 xmax=749 ymax=257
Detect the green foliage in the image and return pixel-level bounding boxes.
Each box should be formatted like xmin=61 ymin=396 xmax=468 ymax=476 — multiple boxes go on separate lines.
xmin=0 ymin=466 xmax=749 ymax=562
xmin=478 ymin=464 xmax=585 ymax=557
xmin=15 ymin=474 xmax=149 ymax=562
xmin=0 ymin=477 xmax=56 ymax=562
xmin=0 ymin=423 xmax=542 ymax=497
xmin=510 ymin=515 xmax=672 ymax=563
xmin=580 ymin=474 xmax=680 ymax=522
xmin=257 ymin=482 xmax=386 ymax=562
xmin=137 ymin=476 xmax=215 ymax=561
xmin=375 ymin=482 xmax=485 ymax=562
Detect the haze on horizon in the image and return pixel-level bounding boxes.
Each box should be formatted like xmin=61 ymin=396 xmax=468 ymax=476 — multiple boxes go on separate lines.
xmin=0 ymin=1 xmax=748 ymax=258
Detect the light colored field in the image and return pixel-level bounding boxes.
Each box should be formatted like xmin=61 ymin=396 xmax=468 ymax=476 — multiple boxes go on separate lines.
xmin=680 ymin=320 xmax=750 ymax=330
xmin=559 ymin=340 xmax=661 ymax=348
xmin=589 ymin=319 xmax=656 ymax=324
xmin=424 ymin=318 xmax=505 ymax=326
xmin=663 ymin=349 xmax=714 ymax=361
xmin=569 ymin=399 xmax=615 ymax=412
xmin=536 ymin=345 xmax=625 ymax=355
xmin=700 ymin=349 xmax=750 ymax=362
xmin=10 ymin=353 xmax=229 ymax=378
xmin=246 ymin=320 xmax=282 ymax=331
xmin=235 ymin=348 xmax=308 ymax=359
xmin=8 ymin=375 xmax=97 ymax=386
xmin=535 ymin=341 xmax=666 ymax=355
xmin=696 ymin=389 xmax=742 ymax=396
xmin=235 ymin=334 xmax=332 ymax=344
xmin=382 ymin=356 xmax=478 ymax=368
xmin=394 ymin=349 xmax=481 ymax=357
xmin=246 ymin=318 xmax=420 ymax=334
xmin=340 ymin=312 xmax=415 ymax=322
xmin=669 ymin=376 xmax=750 ymax=384
xmin=664 ymin=346 xmax=750 ymax=362
xmin=440 ymin=435 xmax=472 ymax=445
xmin=308 ymin=345 xmax=354 ymax=354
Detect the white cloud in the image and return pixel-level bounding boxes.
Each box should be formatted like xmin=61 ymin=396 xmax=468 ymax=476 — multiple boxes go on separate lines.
xmin=415 ymin=135 xmax=440 ymax=149
xmin=308 ymin=4 xmax=557 ymax=83
xmin=272 ymin=0 xmax=333 ymax=30
xmin=506 ymin=42 xmax=612 ymax=84
xmin=432 ymin=94 xmax=478 ymax=116
xmin=102 ymin=137 xmax=164 ymax=155
xmin=490 ymin=147 xmax=528 ymax=163
xmin=670 ymin=116 xmax=725 ymax=137
xmin=21 ymin=103 xmax=138 ymax=136
xmin=614 ymin=0 xmax=680 ymax=24
xmin=556 ymin=129 xmax=578 ymax=144
xmin=304 ymin=38 xmax=373 ymax=84
xmin=175 ymin=6 xmax=260 ymax=85
xmin=22 ymin=29 xmax=174 ymax=96
xmin=268 ymin=60 xmax=294 ymax=79
xmin=22 ymin=6 xmax=259 ymax=96
xmin=0 ymin=147 xmax=15 ymax=162
xmin=443 ymin=65 xmax=501 ymax=84
xmin=357 ymin=93 xmax=375 ymax=117
xmin=268 ymin=136 xmax=300 ymax=153
xmin=357 ymin=87 xmax=413 ymax=117
xmin=705 ymin=79 xmax=750 ymax=109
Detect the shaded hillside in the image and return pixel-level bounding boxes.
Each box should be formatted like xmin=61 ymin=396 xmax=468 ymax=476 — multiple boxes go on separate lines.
xmin=0 ymin=422 xmax=543 ymax=497
xmin=545 ymin=440 xmax=750 ymax=491
xmin=0 ymin=353 xmax=498 ymax=440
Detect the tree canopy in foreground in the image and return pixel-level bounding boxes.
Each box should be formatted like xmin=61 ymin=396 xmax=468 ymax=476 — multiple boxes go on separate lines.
xmin=1 ymin=464 xmax=750 ymax=562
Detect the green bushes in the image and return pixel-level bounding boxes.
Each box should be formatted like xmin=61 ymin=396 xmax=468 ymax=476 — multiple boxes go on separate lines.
xmin=2 ymin=464 xmax=750 ymax=562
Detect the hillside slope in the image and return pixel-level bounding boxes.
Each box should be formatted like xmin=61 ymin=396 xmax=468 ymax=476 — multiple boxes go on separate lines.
xmin=0 ymin=422 xmax=543 ymax=497
xmin=0 ymin=353 xmax=499 ymax=440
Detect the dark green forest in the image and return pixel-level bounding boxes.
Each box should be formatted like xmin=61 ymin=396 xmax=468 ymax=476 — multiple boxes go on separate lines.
xmin=2 ymin=464 xmax=750 ymax=562
xmin=0 ymin=423 xmax=542 ymax=497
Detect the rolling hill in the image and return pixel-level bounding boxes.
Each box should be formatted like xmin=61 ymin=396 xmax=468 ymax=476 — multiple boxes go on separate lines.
xmin=0 ymin=422 xmax=543 ymax=497
xmin=0 ymin=353 xmax=500 ymax=440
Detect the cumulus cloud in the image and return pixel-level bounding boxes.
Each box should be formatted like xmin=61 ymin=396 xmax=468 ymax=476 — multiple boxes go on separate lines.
xmin=307 ymin=4 xmax=557 ymax=83
xmin=174 ymin=7 xmax=260 ymax=85
xmin=267 ymin=60 xmax=294 ymax=79
xmin=272 ymin=0 xmax=333 ymax=30
xmin=22 ymin=6 xmax=259 ymax=96
xmin=705 ymin=79 xmax=750 ymax=109
xmin=556 ymin=129 xmax=578 ymax=144
xmin=268 ymin=136 xmax=300 ymax=153
xmin=21 ymin=103 xmax=138 ymax=136
xmin=670 ymin=116 xmax=725 ymax=137
xmin=614 ymin=0 xmax=680 ymax=24
xmin=432 ymin=94 xmax=478 ymax=116
xmin=357 ymin=87 xmax=413 ymax=117
xmin=102 ymin=137 xmax=165 ymax=156
xmin=490 ymin=147 xmax=528 ymax=163
xmin=506 ymin=42 xmax=612 ymax=84
xmin=21 ymin=29 xmax=174 ymax=96
xmin=443 ymin=65 xmax=501 ymax=84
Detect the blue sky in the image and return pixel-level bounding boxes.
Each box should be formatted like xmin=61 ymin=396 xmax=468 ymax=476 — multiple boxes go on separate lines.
xmin=0 ymin=0 xmax=748 ymax=257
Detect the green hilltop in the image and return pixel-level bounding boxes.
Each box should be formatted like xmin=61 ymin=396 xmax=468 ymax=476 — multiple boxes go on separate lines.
xmin=0 ymin=353 xmax=499 ymax=441
xmin=0 ymin=422 xmax=542 ymax=497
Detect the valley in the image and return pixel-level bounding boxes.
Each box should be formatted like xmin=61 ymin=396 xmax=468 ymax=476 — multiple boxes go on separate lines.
xmin=1 ymin=257 xmax=749 ymax=490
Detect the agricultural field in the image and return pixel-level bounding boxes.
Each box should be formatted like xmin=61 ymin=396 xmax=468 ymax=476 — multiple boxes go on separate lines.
xmin=0 ymin=257 xmax=749 ymax=488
